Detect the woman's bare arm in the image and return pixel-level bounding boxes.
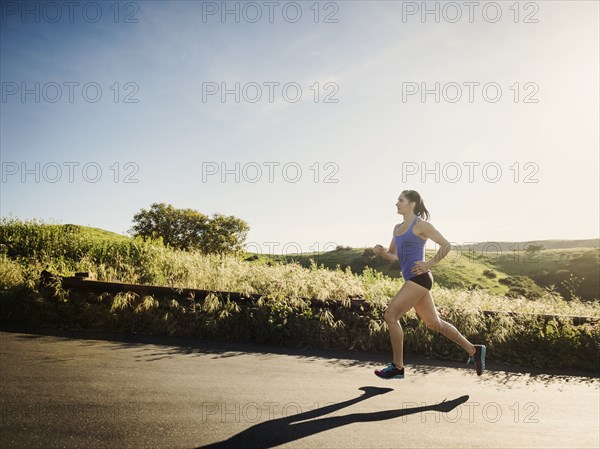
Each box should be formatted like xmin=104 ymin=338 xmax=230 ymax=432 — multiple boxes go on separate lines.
xmin=373 ymin=226 xmax=399 ymax=261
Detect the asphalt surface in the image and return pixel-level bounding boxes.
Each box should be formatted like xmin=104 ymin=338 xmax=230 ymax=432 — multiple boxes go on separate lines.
xmin=0 ymin=324 xmax=598 ymax=449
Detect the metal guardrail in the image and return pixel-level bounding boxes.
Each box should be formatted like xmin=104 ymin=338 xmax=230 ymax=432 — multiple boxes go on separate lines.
xmin=40 ymin=270 xmax=600 ymax=325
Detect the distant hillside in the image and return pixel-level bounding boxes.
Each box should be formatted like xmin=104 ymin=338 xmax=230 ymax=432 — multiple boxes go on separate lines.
xmin=454 ymin=239 xmax=599 ymax=251
xmin=66 ymin=225 xmax=131 ymax=242
xmin=23 ymin=224 xmax=597 ymax=301
xmin=267 ymin=244 xmax=599 ymax=301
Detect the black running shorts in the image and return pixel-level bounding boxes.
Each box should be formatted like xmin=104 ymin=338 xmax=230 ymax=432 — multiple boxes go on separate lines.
xmin=407 ymin=271 xmax=433 ymax=290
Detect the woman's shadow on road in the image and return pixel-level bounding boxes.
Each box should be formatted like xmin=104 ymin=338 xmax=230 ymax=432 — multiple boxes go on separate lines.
xmin=195 ymin=387 xmax=469 ymax=448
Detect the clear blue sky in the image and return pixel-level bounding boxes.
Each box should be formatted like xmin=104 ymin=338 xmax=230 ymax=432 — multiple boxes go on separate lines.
xmin=1 ymin=1 xmax=598 ymax=254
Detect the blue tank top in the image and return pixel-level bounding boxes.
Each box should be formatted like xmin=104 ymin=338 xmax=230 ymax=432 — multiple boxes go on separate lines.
xmin=394 ymin=216 xmax=430 ymax=281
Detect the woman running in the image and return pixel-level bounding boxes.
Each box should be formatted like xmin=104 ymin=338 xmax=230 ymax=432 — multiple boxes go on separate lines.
xmin=372 ymin=190 xmax=486 ymax=379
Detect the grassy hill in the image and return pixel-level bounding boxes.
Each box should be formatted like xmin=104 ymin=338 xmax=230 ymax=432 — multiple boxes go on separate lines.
xmin=245 ymin=245 xmax=599 ymax=301
xmin=2 ymin=219 xmax=597 ymax=301
xmin=75 ymin=225 xmax=131 ymax=242
xmin=454 ymin=239 xmax=599 ymax=251
xmin=480 ymin=247 xmax=599 ymax=301
xmin=256 ymin=248 xmax=508 ymax=293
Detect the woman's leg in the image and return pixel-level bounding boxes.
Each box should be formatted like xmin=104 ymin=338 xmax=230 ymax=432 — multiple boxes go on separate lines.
xmin=413 ymin=290 xmax=476 ymax=356
xmin=383 ymin=282 xmax=429 ymax=369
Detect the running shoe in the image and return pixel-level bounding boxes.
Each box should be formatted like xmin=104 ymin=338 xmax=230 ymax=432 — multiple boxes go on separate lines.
xmin=374 ymin=362 xmax=405 ymax=379
xmin=466 ymin=344 xmax=486 ymax=375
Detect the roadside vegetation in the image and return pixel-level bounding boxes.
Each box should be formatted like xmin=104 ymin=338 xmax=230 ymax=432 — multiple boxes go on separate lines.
xmin=1 ymin=217 xmax=598 ymax=372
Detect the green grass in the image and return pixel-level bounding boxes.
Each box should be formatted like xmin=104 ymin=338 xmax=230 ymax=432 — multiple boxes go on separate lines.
xmin=261 ymin=246 xmax=599 ymax=302
xmin=1 ymin=217 xmax=597 ymax=315
xmin=5 ymin=216 xmax=595 ymax=302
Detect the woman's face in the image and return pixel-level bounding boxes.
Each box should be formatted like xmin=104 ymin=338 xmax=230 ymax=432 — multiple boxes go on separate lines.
xmin=396 ymin=195 xmax=413 ymax=214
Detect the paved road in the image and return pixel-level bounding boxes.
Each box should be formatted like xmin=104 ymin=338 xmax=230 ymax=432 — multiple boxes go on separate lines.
xmin=0 ymin=324 xmax=598 ymax=449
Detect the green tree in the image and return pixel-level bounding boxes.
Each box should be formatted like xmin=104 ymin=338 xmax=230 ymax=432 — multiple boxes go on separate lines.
xmin=129 ymin=203 xmax=249 ymax=254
